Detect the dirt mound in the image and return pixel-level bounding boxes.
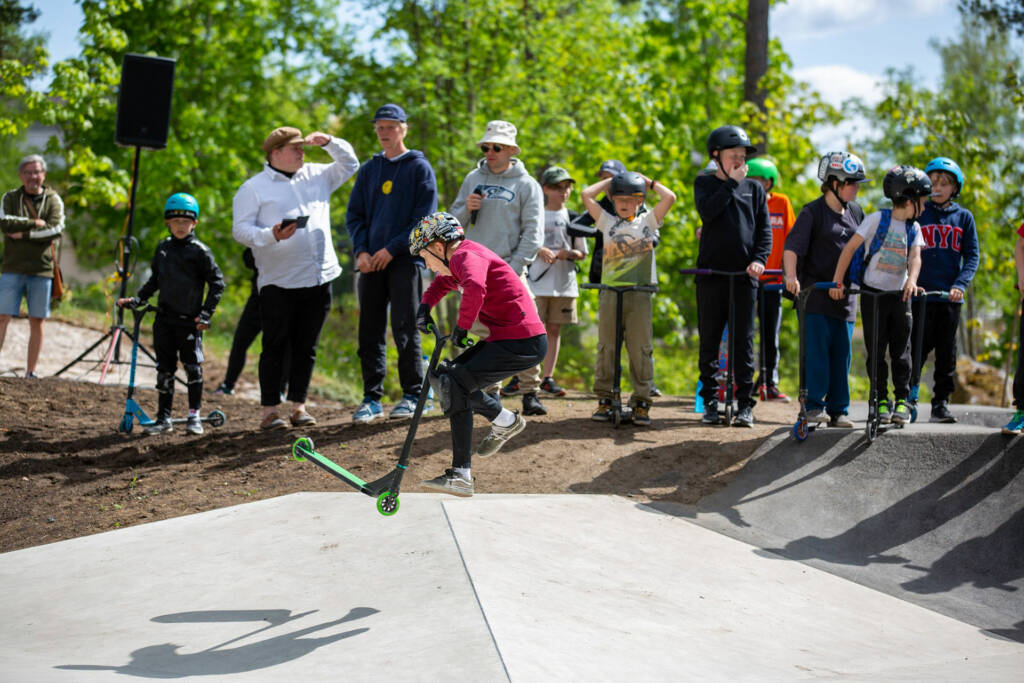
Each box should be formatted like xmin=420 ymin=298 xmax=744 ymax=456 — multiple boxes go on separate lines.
xmin=0 ymin=374 xmax=797 ymax=553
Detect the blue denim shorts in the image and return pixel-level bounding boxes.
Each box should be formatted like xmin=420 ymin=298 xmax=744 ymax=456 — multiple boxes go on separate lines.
xmin=0 ymin=272 xmax=51 ymax=318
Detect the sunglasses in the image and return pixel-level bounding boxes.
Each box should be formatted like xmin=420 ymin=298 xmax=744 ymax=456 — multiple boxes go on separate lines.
xmin=480 ymin=144 xmax=505 ymax=153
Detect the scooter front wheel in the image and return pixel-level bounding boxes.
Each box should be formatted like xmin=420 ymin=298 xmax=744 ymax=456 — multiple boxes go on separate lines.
xmin=120 ymin=413 xmax=134 ymax=434
xmin=377 ymin=491 xmax=400 ymax=516
xmin=866 ymin=420 xmax=879 ymax=443
xmin=792 ymin=419 xmax=808 ymax=442
xmin=292 ymin=436 xmax=314 ymax=462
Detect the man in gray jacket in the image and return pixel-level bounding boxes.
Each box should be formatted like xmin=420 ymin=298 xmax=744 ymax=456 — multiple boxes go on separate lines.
xmin=449 ymin=120 xmax=547 ymax=415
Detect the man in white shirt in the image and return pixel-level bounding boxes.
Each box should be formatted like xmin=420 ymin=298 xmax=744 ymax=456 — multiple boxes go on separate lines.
xmin=233 ymin=126 xmax=359 ymax=430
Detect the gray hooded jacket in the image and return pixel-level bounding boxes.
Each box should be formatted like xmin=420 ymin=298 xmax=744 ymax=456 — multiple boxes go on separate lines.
xmin=449 ymin=158 xmax=544 ymax=275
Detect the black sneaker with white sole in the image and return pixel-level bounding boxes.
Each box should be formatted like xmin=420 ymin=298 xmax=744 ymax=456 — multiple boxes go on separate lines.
xmin=145 ymin=418 xmax=173 ymax=435
xmin=929 ymin=402 xmax=957 ymax=423
xmin=732 ymin=405 xmax=754 ymax=427
xmin=702 ymin=402 xmax=725 ymax=425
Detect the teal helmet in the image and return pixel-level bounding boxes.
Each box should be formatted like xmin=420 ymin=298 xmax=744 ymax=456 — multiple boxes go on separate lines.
xmin=746 ymin=158 xmax=780 ymax=189
xmin=923 ymin=157 xmax=964 ymax=197
xmin=164 ymin=193 xmax=199 ymax=220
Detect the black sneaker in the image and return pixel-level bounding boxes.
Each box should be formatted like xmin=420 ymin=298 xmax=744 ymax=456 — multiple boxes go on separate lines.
xmin=540 ymin=376 xmax=567 ymax=397
xmin=930 ymin=402 xmax=957 ymax=423
xmin=500 ymin=376 xmax=521 ymax=397
xmin=632 ymin=400 xmax=651 ymax=426
xmin=649 ymin=385 xmax=663 ymax=397
xmin=213 ymin=382 xmax=234 ymax=396
xmin=732 ymin=405 xmax=754 ymax=427
xmin=145 ymin=418 xmax=173 ymax=435
xmin=522 ymin=392 xmax=547 ymax=416
xmin=702 ymin=402 xmax=724 ymax=425
xmin=591 ymin=399 xmax=613 ymax=422
xmin=420 ymin=469 xmax=474 ymax=497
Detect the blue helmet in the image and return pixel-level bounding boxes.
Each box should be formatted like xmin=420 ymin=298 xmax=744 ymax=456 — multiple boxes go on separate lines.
xmin=924 ymin=157 xmax=964 ymax=196
xmin=164 ymin=192 xmax=199 ymax=220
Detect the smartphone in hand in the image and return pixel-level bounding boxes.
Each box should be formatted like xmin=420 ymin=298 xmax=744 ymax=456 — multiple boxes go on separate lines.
xmin=282 ymin=215 xmax=310 ymax=230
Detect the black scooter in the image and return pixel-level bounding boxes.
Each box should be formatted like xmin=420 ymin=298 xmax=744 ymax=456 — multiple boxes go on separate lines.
xmin=790 ymin=281 xmax=838 ymax=441
xmin=580 ymin=282 xmax=659 ymax=427
xmin=292 ymin=325 xmax=450 ymax=516
xmin=908 ymin=290 xmax=952 ymax=422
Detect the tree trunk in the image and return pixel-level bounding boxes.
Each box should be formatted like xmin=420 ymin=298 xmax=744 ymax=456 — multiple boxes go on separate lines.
xmin=744 ymin=0 xmax=769 ymax=151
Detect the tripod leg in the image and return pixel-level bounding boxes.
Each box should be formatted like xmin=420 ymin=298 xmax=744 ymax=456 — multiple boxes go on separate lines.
xmin=53 ymin=327 xmax=116 ymax=377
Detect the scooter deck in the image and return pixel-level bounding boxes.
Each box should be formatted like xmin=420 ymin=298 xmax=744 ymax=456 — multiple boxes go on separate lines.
xmin=292 ymin=437 xmax=402 ymax=516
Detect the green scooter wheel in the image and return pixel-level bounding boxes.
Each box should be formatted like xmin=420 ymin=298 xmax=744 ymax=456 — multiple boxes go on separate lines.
xmin=292 ymin=436 xmax=314 ymax=462
xmin=377 ymin=492 xmax=400 ymax=516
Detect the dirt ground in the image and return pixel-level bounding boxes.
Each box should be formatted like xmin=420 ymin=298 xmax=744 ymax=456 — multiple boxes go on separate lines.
xmin=0 ymin=318 xmax=798 ymax=554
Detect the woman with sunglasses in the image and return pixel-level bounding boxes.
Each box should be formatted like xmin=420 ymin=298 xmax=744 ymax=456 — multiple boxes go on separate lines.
xmin=781 ymin=151 xmax=870 ymax=428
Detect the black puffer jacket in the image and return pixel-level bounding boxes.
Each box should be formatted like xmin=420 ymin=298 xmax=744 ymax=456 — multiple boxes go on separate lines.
xmin=137 ymin=233 xmax=225 ymax=326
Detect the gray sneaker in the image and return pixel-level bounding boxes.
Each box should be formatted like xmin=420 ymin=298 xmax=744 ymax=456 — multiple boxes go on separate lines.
xmin=420 ymin=469 xmax=474 ymax=497
xmin=185 ymin=415 xmax=204 ymax=435
xmin=828 ymin=414 xmax=854 ymax=428
xmin=389 ymin=394 xmax=418 ymax=420
xmin=145 ymin=418 xmax=173 ymax=436
xmin=477 ymin=411 xmax=526 ymax=457
xmin=805 ymin=408 xmax=829 ymax=424
xmin=732 ymin=406 xmax=754 ymax=428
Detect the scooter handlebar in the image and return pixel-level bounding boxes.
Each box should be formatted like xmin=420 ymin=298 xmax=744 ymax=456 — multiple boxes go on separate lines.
xmin=581 ymin=283 xmax=659 ymax=293
xmin=679 ymin=268 xmax=750 ymax=277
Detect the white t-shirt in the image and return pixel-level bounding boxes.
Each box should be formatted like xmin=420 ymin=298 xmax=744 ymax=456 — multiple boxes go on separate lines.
xmin=595 ymin=208 xmax=662 ymax=286
xmin=855 ymin=211 xmax=925 ymax=291
xmin=526 ymin=208 xmax=587 ymax=297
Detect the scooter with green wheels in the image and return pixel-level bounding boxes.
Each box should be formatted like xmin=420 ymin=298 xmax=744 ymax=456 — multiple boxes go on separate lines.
xmin=579 ymin=282 xmax=659 ymax=428
xmin=908 ymin=289 xmax=952 ymax=422
xmin=291 ymin=325 xmax=452 ymax=516
xmin=789 ymin=281 xmax=839 ymax=441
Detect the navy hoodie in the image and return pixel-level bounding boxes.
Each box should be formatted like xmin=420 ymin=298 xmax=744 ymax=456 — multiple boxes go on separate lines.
xmin=345 ymin=149 xmax=437 ymax=263
xmin=916 ymin=201 xmax=979 ymax=299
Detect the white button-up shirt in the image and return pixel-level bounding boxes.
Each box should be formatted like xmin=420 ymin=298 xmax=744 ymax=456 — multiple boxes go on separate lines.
xmin=232 ymin=137 xmax=359 ymax=291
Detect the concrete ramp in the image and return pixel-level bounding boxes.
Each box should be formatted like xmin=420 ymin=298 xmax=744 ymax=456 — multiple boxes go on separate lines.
xmin=686 ymin=421 xmax=1024 ymax=642
xmin=2 ymin=493 xmax=1023 ymax=681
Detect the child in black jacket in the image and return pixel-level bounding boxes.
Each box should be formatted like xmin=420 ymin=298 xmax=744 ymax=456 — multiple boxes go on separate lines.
xmin=118 ymin=193 xmax=224 ymax=435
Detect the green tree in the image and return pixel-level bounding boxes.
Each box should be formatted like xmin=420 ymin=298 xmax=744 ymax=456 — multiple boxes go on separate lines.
xmin=0 ymin=0 xmax=49 ymax=189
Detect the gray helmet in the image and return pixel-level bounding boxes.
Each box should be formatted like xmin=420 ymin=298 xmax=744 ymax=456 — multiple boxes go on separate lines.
xmin=409 ymin=212 xmax=464 ymax=255
xmin=817 ymin=151 xmax=868 ymax=184
xmin=707 ymin=125 xmax=757 ymax=158
xmin=609 ymin=171 xmax=646 ymax=199
xmin=883 ymin=165 xmax=934 ymax=202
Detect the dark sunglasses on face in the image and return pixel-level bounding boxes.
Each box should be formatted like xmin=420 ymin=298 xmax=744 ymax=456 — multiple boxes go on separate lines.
xmin=480 ymin=144 xmax=504 ymax=153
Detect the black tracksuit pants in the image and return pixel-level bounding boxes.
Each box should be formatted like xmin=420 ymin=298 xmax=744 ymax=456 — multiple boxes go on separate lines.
xmin=909 ymin=299 xmax=960 ymax=405
xmin=697 ymin=276 xmax=758 ymax=408
xmin=861 ymin=288 xmax=912 ymax=403
xmin=223 ymin=287 xmax=289 ymax=394
xmin=356 ymin=260 xmax=424 ymax=401
xmin=258 ymin=283 xmax=331 ymax=407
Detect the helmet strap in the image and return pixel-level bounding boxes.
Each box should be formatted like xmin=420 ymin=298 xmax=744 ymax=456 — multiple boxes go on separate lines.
xmin=828 ymin=179 xmax=848 ymax=208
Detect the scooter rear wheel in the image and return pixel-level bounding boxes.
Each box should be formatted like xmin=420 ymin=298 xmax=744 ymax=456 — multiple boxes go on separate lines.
xmin=377 ymin=492 xmax=400 ymax=516
xmin=208 ymin=409 xmax=226 ymax=427
xmin=792 ymin=419 xmax=808 ymax=441
xmin=909 ymin=404 xmax=918 ymax=423
xmin=292 ymin=436 xmax=314 ymax=462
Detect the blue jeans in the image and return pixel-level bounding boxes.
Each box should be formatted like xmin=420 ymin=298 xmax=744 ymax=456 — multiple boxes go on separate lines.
xmin=0 ymin=272 xmax=51 ymax=318
xmin=805 ymin=313 xmax=853 ymax=415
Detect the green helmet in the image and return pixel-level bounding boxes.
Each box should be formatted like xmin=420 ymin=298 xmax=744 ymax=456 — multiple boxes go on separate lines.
xmin=746 ymin=158 xmax=780 ymax=189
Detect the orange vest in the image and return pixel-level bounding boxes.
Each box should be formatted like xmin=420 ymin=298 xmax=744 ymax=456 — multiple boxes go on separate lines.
xmin=760 ymin=191 xmax=795 ymax=282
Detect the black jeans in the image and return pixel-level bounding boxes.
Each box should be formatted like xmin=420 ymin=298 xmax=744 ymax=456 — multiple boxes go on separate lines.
xmin=756 ymin=286 xmax=783 ymax=389
xmin=1014 ymin=309 xmax=1024 ymax=409
xmin=446 ymin=334 xmax=547 ymax=469
xmin=861 ymin=289 xmax=913 ymax=402
xmin=697 ymin=276 xmax=758 ymax=407
xmin=909 ymin=300 xmax=960 ymax=404
xmin=223 ymin=287 xmax=289 ymax=393
xmin=356 ymin=260 xmax=424 ymax=400
xmin=258 ymin=283 xmax=331 ymax=407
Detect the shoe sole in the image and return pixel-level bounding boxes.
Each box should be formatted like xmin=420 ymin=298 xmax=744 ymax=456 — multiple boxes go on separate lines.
xmin=352 ymin=414 xmax=383 ymax=425
xmin=732 ymin=420 xmax=754 ymax=428
xmin=1002 ymin=428 xmax=1022 ymax=436
xmin=187 ymin=428 xmax=204 ymax=435
xmin=389 ymin=412 xmax=414 ymax=420
xmin=591 ymin=415 xmax=612 ymax=422
xmin=929 ymin=416 xmax=957 ymax=423
xmin=420 ymin=481 xmax=473 ymax=497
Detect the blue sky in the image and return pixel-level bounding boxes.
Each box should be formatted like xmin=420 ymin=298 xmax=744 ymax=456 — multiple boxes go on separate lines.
xmin=33 ymin=0 xmax=961 ymax=146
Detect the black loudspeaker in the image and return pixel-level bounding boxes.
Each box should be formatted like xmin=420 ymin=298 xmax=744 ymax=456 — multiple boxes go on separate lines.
xmin=115 ymin=53 xmax=176 ymax=149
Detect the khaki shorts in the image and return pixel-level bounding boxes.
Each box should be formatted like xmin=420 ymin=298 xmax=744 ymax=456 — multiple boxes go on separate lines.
xmin=535 ymin=295 xmax=578 ymax=325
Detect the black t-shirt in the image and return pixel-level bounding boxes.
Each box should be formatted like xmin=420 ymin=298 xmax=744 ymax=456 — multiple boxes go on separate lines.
xmin=784 ymin=196 xmax=863 ymax=321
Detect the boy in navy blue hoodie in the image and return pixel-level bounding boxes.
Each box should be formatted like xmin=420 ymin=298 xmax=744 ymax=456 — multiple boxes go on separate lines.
xmin=910 ymin=157 xmax=979 ymax=422
xmin=345 ymin=104 xmax=438 ymax=424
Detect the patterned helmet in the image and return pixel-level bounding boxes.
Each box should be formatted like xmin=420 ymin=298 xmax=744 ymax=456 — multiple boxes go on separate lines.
xmin=883 ymin=165 xmax=934 ymax=202
xmin=409 ymin=211 xmax=464 ymax=255
xmin=164 ymin=192 xmax=199 ymax=220
xmin=816 ymin=151 xmax=868 ymax=184
xmin=923 ymin=157 xmax=964 ymax=196
xmin=746 ymin=158 xmax=780 ymax=188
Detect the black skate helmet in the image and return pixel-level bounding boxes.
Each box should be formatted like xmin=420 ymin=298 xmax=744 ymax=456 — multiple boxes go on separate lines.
xmin=706 ymin=125 xmax=758 ymax=158
xmin=883 ymin=165 xmax=934 ymax=203
xmin=609 ymin=171 xmax=647 ymax=200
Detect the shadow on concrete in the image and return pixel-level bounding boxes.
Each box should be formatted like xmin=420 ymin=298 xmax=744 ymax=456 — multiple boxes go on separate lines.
xmin=55 ymin=607 xmax=377 ymax=678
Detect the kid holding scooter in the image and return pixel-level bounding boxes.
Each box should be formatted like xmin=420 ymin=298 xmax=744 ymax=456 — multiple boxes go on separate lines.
xmin=118 ymin=193 xmax=224 ymax=435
